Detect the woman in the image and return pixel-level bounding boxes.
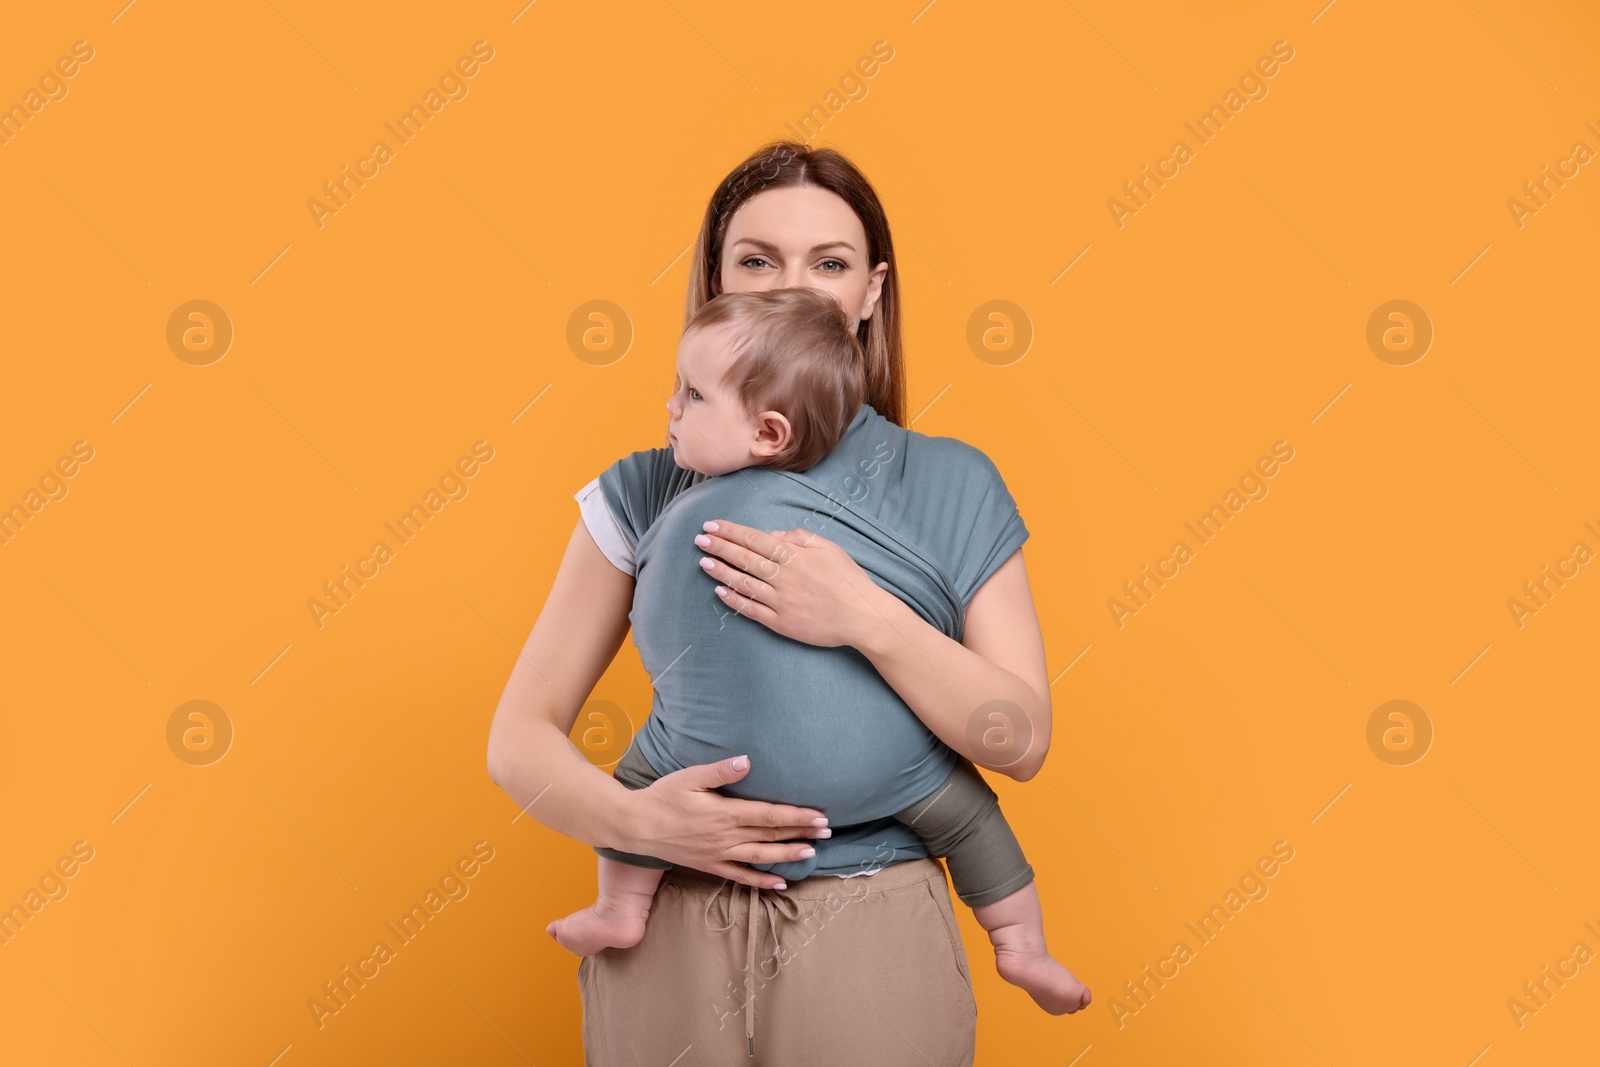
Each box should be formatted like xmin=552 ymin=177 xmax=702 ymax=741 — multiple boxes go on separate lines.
xmin=486 ymin=142 xmax=1054 ymax=1064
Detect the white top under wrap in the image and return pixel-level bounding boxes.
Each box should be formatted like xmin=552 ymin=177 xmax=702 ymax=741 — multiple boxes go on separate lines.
xmin=575 ymin=476 xmax=637 ymax=575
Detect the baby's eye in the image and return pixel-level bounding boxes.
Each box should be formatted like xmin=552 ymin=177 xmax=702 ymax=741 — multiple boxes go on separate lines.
xmin=690 ymin=388 xmax=704 ymax=401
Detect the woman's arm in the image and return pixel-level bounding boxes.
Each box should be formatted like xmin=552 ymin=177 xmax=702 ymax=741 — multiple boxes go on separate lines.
xmin=859 ymin=547 xmax=1052 ymax=780
xmin=695 ymin=523 xmax=1052 ymax=781
xmin=485 ymin=518 xmax=831 ymax=888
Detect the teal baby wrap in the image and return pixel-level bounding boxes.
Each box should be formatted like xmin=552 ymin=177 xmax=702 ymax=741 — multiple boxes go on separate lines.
xmin=598 ymin=403 xmax=1029 ymax=880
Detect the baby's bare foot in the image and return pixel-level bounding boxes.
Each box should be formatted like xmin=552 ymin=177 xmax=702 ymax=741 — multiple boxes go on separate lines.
xmin=994 ymin=943 xmax=1092 ymax=1015
xmin=973 ymin=882 xmax=1091 ymax=1014
xmin=545 ymin=899 xmax=649 ymax=958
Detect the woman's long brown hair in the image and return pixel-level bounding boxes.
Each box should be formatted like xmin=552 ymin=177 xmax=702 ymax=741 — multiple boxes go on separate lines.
xmin=685 ymin=141 xmax=906 ymax=428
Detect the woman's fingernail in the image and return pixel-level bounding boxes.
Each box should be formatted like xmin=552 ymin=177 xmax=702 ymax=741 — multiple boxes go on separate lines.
xmin=773 ymin=881 xmax=787 ymax=890
xmin=815 ymin=828 xmax=832 ymax=839
xmin=811 ymin=817 xmax=829 ymax=827
xmin=716 ymin=587 xmax=729 ymax=598
xmin=699 ymin=557 xmax=715 ymax=571
xmin=731 ymin=755 xmax=748 ymax=771
xmin=799 ymin=846 xmax=816 ymax=858
xmin=694 ymin=534 xmax=711 ymax=548
xmin=703 ymin=521 xmax=720 ymax=532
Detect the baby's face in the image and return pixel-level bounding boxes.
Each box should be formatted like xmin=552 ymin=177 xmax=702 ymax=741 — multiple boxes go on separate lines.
xmin=665 ymin=324 xmax=760 ymax=477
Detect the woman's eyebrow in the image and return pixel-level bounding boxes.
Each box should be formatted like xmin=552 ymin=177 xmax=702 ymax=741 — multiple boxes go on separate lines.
xmin=733 ymin=237 xmax=857 ymax=254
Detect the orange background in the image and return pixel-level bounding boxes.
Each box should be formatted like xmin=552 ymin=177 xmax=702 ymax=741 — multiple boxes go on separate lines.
xmin=2 ymin=1 xmax=1597 ymax=1064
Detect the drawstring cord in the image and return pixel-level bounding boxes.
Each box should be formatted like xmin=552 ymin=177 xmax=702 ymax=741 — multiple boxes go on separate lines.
xmin=704 ymin=878 xmax=807 ymax=1057
xmin=745 ymin=884 xmax=757 ymax=1056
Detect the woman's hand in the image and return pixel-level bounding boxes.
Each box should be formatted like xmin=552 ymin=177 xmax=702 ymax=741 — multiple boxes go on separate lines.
xmin=623 ymin=754 xmax=832 ymax=889
xmin=693 ymin=520 xmax=882 ymax=648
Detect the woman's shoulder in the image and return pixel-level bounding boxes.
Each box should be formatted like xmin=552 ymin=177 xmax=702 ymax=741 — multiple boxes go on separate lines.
xmin=876 ymin=418 xmax=1028 ymax=603
xmin=597 ymin=446 xmax=710 ymax=491
xmin=841 ymin=404 xmax=995 ymax=478
xmin=897 ymin=422 xmax=1009 ymax=489
xmin=595 ymin=446 xmax=707 ymax=546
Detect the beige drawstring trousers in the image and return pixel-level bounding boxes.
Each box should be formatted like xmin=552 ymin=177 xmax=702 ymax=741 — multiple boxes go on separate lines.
xmin=577 ymin=855 xmax=978 ymax=1065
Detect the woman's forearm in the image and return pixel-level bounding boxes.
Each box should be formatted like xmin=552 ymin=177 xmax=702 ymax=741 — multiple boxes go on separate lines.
xmin=850 ymin=553 xmax=1052 ymax=780
xmin=488 ymin=706 xmax=639 ymax=851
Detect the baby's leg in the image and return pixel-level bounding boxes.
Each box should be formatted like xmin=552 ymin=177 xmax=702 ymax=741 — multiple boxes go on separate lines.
xmin=973 ymin=881 xmax=1091 ymax=1015
xmin=546 ymin=857 xmax=664 ymax=957
xmin=551 ymin=741 xmax=673 ymax=956
xmin=894 ymin=759 xmax=1091 ymax=1015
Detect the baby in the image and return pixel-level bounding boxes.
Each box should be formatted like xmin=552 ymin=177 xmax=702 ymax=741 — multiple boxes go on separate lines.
xmin=547 ymin=287 xmax=1090 ymax=1015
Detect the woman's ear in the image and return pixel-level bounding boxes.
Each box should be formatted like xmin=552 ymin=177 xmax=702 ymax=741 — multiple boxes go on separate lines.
xmin=859 ymin=260 xmax=889 ymax=321
xmin=750 ymin=410 xmax=794 ymax=459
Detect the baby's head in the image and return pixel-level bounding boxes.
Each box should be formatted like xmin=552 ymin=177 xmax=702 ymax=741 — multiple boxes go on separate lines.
xmin=665 ymin=287 xmax=866 ymax=476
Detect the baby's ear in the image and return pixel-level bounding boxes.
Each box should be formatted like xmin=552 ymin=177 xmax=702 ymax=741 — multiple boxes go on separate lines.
xmin=751 ymin=410 xmax=793 ymax=457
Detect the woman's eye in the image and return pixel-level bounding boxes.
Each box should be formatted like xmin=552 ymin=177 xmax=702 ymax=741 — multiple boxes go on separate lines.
xmin=818 ymin=259 xmax=847 ymax=272
xmin=740 ymin=256 xmax=772 ymax=269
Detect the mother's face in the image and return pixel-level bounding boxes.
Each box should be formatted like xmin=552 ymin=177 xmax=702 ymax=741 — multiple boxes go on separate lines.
xmin=715 ymin=185 xmax=889 ymax=325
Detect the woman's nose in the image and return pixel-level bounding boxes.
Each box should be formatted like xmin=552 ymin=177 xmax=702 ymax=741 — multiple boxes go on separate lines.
xmin=774 ymin=264 xmax=811 ymax=289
